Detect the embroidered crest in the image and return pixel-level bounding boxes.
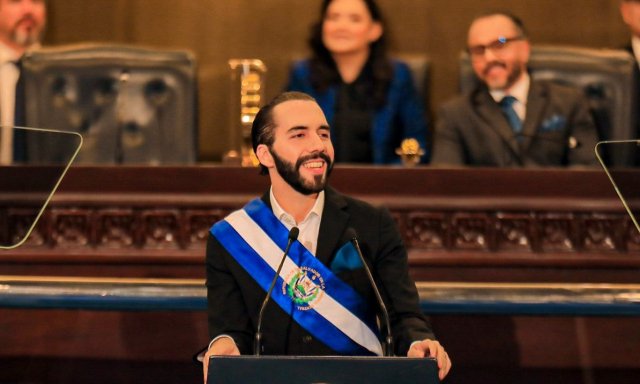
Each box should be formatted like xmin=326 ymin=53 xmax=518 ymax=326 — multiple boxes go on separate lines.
xmin=283 ymin=266 xmax=326 ymax=311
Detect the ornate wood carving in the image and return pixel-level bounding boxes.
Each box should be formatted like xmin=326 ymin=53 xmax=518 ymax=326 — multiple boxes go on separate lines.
xmin=8 ymin=209 xmax=47 ymax=247
xmin=495 ymin=213 xmax=533 ymax=252
xmin=50 ymin=209 xmax=92 ymax=248
xmin=406 ymin=212 xmax=448 ymax=250
xmin=97 ymin=209 xmax=137 ymax=249
xmin=4 ymin=203 xmax=639 ymax=256
xmin=1 ymin=167 xmax=638 ymax=272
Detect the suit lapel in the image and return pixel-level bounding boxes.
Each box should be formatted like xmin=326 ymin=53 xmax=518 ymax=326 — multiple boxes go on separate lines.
xmin=472 ymin=88 xmax=521 ymax=158
xmin=316 ymin=187 xmax=349 ymax=266
xmin=520 ymin=81 xmax=547 ymax=151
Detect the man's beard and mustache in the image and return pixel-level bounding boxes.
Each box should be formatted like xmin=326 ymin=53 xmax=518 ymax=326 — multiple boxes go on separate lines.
xmin=270 ymin=149 xmax=333 ymax=195
xmin=482 ymin=60 xmax=523 ymax=91
xmin=11 ymin=16 xmax=44 ymax=48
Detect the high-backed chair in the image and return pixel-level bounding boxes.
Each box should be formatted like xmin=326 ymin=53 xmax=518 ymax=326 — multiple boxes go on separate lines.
xmin=459 ymin=46 xmax=638 ymax=166
xmin=22 ymin=44 xmax=197 ymax=164
xmin=394 ymin=53 xmax=431 ymax=113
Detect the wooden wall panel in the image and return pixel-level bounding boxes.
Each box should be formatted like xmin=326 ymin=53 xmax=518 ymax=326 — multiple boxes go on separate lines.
xmin=44 ymin=0 xmax=631 ymax=161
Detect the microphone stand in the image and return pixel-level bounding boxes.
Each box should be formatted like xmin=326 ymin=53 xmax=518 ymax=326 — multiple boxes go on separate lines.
xmin=254 ymin=227 xmax=299 ymax=356
xmin=349 ymin=230 xmax=394 ymax=357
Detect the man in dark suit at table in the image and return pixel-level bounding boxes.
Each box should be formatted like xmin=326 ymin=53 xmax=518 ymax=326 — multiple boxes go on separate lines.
xmin=201 ymin=91 xmax=450 ymax=382
xmin=0 ymin=0 xmax=46 ymax=164
xmin=431 ymin=12 xmax=599 ymax=167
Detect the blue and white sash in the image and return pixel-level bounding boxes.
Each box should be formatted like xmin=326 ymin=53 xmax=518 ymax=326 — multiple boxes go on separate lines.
xmin=211 ymin=198 xmax=383 ymax=356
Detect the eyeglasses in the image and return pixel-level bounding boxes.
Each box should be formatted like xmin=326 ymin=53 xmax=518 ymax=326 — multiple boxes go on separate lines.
xmin=468 ymin=36 xmax=525 ymax=59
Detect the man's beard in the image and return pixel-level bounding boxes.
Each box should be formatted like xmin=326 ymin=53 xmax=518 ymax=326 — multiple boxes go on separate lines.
xmin=11 ymin=17 xmax=43 ymax=48
xmin=483 ymin=61 xmax=524 ymax=91
xmin=270 ymin=149 xmax=333 ymax=195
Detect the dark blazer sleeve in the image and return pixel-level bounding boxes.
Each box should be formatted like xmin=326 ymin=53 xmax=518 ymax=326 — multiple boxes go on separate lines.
xmin=206 ymin=233 xmax=254 ymax=354
xmin=320 ymin=189 xmax=436 ymax=355
xmin=564 ymin=88 xmax=599 ymax=167
xmin=371 ymin=206 xmax=436 ymax=354
xmin=431 ymin=99 xmax=468 ymax=166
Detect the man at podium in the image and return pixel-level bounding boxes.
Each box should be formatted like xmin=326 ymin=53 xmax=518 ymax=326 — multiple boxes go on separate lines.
xmin=203 ymin=91 xmax=450 ymax=381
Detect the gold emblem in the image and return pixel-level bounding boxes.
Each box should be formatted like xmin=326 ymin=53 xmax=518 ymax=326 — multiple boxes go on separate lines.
xmin=395 ymin=138 xmax=424 ymax=167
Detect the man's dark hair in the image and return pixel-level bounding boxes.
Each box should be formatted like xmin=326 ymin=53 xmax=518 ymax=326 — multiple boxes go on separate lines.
xmin=251 ymin=91 xmax=317 ymax=175
xmin=471 ymin=11 xmax=528 ymax=38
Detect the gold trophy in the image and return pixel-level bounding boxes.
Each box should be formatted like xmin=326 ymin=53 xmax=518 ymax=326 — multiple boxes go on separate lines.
xmin=224 ymin=59 xmax=267 ymax=166
xmin=395 ymin=138 xmax=425 ymax=167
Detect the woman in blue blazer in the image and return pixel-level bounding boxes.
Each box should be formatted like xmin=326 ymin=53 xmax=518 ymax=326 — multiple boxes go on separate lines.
xmin=286 ymin=0 xmax=429 ymax=164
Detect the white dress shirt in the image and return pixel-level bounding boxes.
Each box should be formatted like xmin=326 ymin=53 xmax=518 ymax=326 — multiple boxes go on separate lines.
xmin=631 ymin=35 xmax=640 ymax=69
xmin=0 ymin=42 xmax=20 ymax=164
xmin=270 ymin=188 xmax=325 ymax=255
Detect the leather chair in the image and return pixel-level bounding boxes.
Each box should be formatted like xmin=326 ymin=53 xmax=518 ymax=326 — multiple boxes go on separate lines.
xmin=394 ymin=53 xmax=431 ymax=113
xmin=22 ymin=44 xmax=197 ymax=164
xmin=459 ymin=45 xmax=638 ymax=166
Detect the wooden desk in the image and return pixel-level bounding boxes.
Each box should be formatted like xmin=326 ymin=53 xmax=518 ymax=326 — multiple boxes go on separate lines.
xmin=1 ymin=166 xmax=639 ymax=282
xmin=1 ymin=166 xmax=640 ymax=384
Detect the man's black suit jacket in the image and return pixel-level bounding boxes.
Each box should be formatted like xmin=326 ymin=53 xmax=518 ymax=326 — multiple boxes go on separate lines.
xmin=432 ymin=80 xmax=599 ymax=167
xmin=206 ymin=187 xmax=434 ymax=356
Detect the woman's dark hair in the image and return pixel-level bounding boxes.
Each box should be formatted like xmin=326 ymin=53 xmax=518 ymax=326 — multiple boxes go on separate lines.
xmin=308 ymin=0 xmax=392 ymax=109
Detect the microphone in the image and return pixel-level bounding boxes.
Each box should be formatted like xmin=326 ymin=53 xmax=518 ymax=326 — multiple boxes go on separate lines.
xmin=254 ymin=226 xmax=299 ymax=356
xmin=346 ymin=228 xmax=394 ymax=357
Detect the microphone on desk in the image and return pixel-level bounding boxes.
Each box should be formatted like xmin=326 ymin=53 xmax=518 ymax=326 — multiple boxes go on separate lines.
xmin=346 ymin=228 xmax=394 ymax=357
xmin=254 ymin=226 xmax=299 ymax=356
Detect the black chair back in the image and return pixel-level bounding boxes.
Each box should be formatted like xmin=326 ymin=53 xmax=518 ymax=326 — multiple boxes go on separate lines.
xmin=23 ymin=44 xmax=197 ymax=164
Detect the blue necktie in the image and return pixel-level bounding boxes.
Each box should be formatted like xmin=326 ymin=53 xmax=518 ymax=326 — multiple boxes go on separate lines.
xmin=499 ymin=95 xmax=522 ymax=134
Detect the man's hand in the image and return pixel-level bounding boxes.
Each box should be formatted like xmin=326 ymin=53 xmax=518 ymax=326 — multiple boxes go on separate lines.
xmin=407 ymin=338 xmax=451 ymax=380
xmin=202 ymin=337 xmax=240 ymax=384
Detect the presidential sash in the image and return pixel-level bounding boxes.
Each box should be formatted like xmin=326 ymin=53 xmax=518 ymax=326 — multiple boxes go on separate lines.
xmin=210 ymin=198 xmax=383 ymax=356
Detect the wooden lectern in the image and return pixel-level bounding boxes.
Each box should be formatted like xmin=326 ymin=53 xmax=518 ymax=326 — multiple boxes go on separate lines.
xmin=208 ymin=355 xmax=440 ymax=384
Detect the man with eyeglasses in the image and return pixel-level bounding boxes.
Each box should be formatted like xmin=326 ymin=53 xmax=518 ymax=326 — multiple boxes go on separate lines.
xmin=432 ymin=12 xmax=598 ymax=167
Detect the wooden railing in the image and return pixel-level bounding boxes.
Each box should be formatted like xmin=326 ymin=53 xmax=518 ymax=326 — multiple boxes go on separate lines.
xmin=1 ymin=166 xmax=639 ymax=282
xmin=2 ymin=275 xmax=639 ymax=316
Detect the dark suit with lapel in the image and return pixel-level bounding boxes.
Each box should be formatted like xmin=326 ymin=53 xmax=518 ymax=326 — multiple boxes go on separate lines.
xmin=432 ymin=80 xmax=599 ymax=167
xmin=623 ymin=42 xmax=638 ymax=85
xmin=206 ymin=187 xmax=434 ymax=356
